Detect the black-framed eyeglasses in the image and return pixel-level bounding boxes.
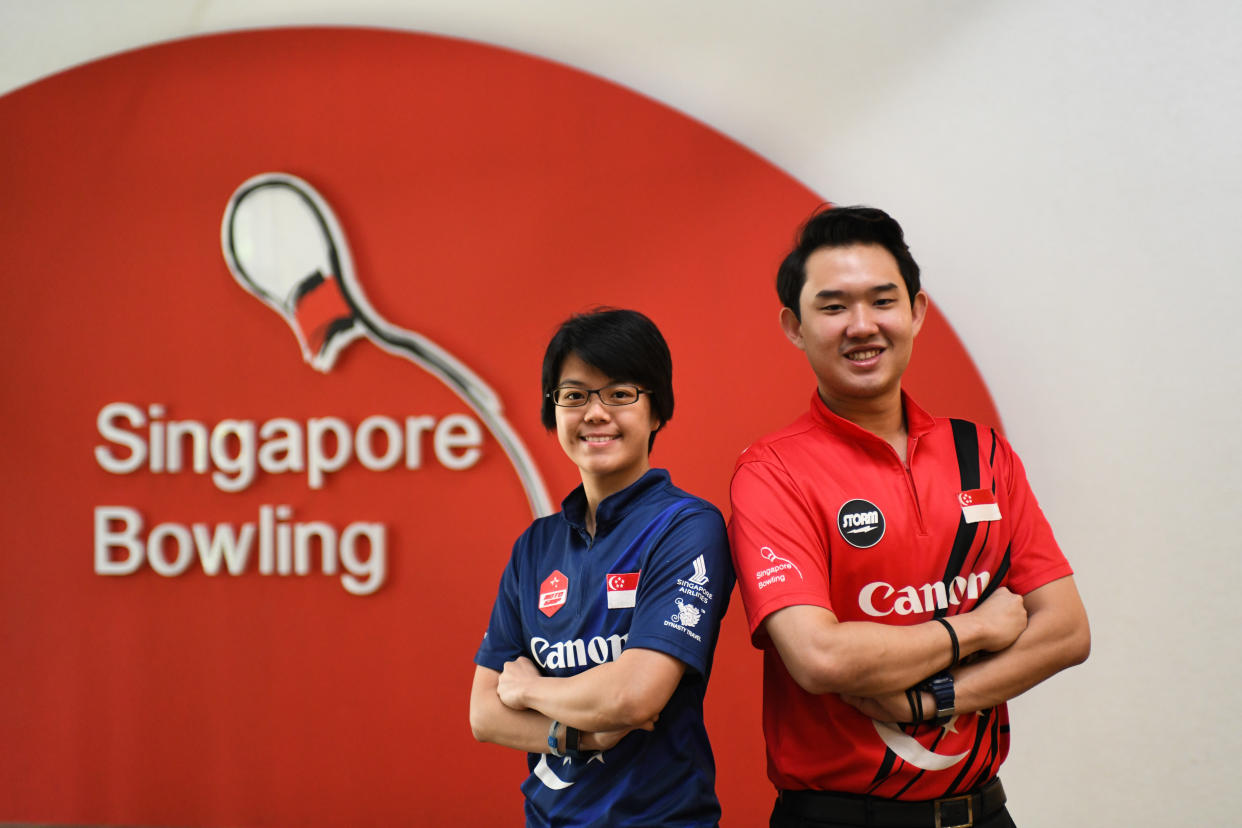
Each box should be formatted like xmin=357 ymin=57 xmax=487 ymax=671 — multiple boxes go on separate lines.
xmin=547 ymin=384 xmax=651 ymax=408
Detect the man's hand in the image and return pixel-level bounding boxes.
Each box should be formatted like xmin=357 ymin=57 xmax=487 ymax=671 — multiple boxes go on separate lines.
xmin=839 ymin=576 xmax=1089 ymax=722
xmin=966 ymin=586 xmax=1028 ymax=652
xmin=840 ymin=690 xmax=925 ymax=723
xmin=838 ymin=587 xmax=1027 ymax=724
xmin=496 ymin=656 xmax=541 ymax=710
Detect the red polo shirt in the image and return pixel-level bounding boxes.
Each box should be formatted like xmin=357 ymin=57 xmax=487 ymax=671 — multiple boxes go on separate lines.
xmin=728 ymin=391 xmax=1071 ymax=799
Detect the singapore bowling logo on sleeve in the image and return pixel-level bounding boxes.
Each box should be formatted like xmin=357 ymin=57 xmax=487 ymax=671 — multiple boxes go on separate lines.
xmin=837 ymin=499 xmax=885 ymax=549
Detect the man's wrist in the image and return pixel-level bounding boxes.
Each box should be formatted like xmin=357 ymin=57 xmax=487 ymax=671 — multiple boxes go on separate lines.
xmin=948 ymin=613 xmax=984 ymax=660
xmin=932 ymin=617 xmax=960 ymax=665
xmin=920 ymin=671 xmax=955 ymax=723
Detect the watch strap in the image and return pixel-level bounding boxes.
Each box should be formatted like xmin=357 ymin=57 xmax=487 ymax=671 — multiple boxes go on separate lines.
xmin=921 ymin=671 xmax=955 ymax=723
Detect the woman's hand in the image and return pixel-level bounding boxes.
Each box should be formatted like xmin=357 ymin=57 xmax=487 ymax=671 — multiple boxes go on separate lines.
xmin=496 ymin=656 xmax=541 ymax=710
xmin=582 ymin=717 xmax=657 ymax=752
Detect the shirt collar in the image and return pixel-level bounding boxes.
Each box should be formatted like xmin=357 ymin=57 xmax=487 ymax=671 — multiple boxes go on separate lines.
xmin=807 ymin=388 xmax=936 ymax=445
xmin=560 ymin=468 xmax=670 ymax=532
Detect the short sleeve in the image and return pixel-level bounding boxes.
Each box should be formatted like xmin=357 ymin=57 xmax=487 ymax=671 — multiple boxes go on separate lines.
xmin=996 ymin=436 xmax=1074 ymax=595
xmin=728 ymin=454 xmax=833 ymax=641
xmin=623 ymin=505 xmax=733 ymax=676
xmin=473 ymin=541 xmax=527 ymax=672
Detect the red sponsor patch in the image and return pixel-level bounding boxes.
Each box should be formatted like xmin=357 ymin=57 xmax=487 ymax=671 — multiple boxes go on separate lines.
xmin=538 ymin=570 xmax=569 ymax=617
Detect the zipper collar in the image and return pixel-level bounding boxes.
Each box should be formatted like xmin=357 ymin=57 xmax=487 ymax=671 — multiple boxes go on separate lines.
xmin=560 ymin=468 xmax=671 ymax=534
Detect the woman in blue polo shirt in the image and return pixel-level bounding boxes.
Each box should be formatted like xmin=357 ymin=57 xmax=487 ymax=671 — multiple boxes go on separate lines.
xmin=470 ymin=308 xmax=734 ymax=828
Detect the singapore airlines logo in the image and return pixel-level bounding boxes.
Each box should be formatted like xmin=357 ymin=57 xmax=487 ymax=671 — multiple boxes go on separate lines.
xmin=220 ymin=172 xmax=551 ymax=517
xmin=688 ymin=554 xmax=709 ymax=586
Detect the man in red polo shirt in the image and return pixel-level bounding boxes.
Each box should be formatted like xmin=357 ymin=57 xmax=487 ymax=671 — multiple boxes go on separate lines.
xmin=729 ymin=205 xmax=1090 ymax=828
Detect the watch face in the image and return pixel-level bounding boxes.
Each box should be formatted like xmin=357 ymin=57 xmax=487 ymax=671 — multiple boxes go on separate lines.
xmin=925 ymin=673 xmax=955 ymax=716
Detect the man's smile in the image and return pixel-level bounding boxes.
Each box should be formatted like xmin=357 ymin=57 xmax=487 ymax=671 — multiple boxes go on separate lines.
xmin=844 ymin=346 xmax=884 ymax=363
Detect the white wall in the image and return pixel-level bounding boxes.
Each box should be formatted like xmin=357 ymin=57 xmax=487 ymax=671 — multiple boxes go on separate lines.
xmin=4 ymin=1 xmax=1239 ymax=824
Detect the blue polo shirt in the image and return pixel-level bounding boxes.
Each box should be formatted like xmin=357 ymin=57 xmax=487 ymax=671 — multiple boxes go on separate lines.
xmin=476 ymin=468 xmax=734 ymax=827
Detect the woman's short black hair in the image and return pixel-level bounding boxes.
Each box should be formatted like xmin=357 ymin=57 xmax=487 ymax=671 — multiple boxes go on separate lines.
xmin=540 ymin=308 xmax=674 ymax=451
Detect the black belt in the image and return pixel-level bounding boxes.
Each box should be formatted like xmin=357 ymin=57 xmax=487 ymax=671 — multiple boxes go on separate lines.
xmin=778 ymin=777 xmax=1006 ymax=828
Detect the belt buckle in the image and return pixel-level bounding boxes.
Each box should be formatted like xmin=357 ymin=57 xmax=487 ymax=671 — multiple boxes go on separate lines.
xmin=933 ymin=794 xmax=973 ymax=828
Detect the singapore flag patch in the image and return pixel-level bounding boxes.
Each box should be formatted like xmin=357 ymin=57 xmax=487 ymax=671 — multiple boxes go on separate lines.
xmin=606 ymin=572 xmax=640 ymax=609
xmin=958 ymin=489 xmax=1002 ymax=523
xmin=539 ymin=570 xmax=569 ymax=617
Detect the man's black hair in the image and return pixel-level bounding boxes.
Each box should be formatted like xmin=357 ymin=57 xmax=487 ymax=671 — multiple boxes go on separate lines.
xmin=776 ymin=205 xmax=922 ymax=320
xmin=541 ymin=308 xmax=673 ymax=451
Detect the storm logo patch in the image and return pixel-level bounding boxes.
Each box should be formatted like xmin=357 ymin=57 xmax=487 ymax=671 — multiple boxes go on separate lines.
xmin=837 ymin=499 xmax=885 ymax=548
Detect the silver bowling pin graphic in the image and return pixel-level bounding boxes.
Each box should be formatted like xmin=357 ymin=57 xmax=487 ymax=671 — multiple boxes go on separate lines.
xmin=221 ymin=172 xmax=552 ymax=517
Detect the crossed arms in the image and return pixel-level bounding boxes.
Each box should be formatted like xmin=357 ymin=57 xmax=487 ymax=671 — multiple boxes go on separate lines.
xmin=469 ymin=647 xmax=686 ymax=753
xmin=765 ymin=576 xmax=1089 ymax=721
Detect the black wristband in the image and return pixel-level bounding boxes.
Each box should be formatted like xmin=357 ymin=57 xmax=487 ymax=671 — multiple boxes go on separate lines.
xmin=565 ymin=725 xmax=581 ymax=758
xmin=934 ymin=617 xmax=960 ymax=665
xmin=905 ymin=688 xmax=919 ymax=724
